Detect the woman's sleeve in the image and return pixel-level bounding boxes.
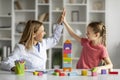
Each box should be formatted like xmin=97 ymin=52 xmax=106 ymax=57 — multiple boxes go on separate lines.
xmin=45 ymin=24 xmax=63 ymax=49
xmin=0 ymin=45 xmax=21 ymax=71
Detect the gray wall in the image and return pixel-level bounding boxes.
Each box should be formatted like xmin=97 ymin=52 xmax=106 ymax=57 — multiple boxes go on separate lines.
xmin=106 ymin=0 xmax=120 ymax=68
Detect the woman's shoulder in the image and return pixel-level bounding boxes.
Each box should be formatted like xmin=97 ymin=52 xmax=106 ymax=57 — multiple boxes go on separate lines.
xmin=14 ymin=43 xmax=25 ymax=50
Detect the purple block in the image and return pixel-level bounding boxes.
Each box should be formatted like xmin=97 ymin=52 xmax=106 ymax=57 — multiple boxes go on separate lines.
xmin=64 ymin=44 xmax=71 ymax=50
xmin=101 ymin=69 xmax=107 ymax=74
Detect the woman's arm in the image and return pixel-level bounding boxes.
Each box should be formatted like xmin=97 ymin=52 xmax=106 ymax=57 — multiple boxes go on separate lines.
xmin=45 ymin=24 xmax=63 ymax=49
xmin=0 ymin=44 xmax=21 ymax=71
xmin=45 ymin=9 xmax=65 ymax=49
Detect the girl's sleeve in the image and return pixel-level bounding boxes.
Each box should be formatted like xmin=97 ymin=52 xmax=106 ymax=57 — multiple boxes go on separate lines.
xmin=81 ymin=38 xmax=89 ymax=46
xmin=45 ymin=24 xmax=63 ymax=49
xmin=0 ymin=45 xmax=21 ymax=71
xmin=101 ymin=47 xmax=109 ymax=59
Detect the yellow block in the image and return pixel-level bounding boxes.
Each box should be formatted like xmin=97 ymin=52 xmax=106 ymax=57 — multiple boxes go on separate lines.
xmin=33 ymin=71 xmax=38 ymax=75
xmin=81 ymin=69 xmax=88 ymax=76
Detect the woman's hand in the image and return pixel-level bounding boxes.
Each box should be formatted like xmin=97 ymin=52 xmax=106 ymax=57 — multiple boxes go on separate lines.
xmin=57 ymin=8 xmax=66 ymax=24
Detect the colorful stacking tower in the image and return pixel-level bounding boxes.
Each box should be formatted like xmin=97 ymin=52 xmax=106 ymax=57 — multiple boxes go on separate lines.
xmin=63 ymin=40 xmax=72 ymax=72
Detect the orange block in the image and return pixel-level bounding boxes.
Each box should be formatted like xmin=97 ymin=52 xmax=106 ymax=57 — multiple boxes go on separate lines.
xmin=63 ymin=68 xmax=72 ymax=72
xmin=63 ymin=54 xmax=67 ymax=57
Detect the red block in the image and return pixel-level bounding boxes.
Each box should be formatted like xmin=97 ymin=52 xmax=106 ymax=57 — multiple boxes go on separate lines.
xmin=109 ymin=72 xmax=118 ymax=74
xmin=54 ymin=69 xmax=61 ymax=73
xmin=59 ymin=73 xmax=65 ymax=76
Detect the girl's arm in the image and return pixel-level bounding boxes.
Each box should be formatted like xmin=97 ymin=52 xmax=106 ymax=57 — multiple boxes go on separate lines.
xmin=63 ymin=19 xmax=82 ymax=42
xmin=97 ymin=57 xmax=113 ymax=72
xmin=63 ymin=8 xmax=82 ymax=42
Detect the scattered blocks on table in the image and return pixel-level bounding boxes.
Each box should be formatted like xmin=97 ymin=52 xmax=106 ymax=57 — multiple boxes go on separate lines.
xmin=52 ymin=69 xmax=65 ymax=76
xmin=33 ymin=71 xmax=43 ymax=76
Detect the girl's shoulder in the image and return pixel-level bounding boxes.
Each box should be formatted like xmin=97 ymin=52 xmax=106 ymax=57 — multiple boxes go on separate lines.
xmin=81 ymin=38 xmax=90 ymax=44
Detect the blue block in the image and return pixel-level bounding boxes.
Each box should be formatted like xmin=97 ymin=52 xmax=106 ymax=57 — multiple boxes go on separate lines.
xmin=68 ymin=72 xmax=78 ymax=76
xmin=67 ymin=54 xmax=72 ymax=57
xmin=63 ymin=63 xmax=72 ymax=67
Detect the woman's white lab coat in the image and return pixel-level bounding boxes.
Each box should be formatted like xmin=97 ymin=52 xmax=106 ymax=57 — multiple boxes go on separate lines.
xmin=0 ymin=24 xmax=63 ymax=71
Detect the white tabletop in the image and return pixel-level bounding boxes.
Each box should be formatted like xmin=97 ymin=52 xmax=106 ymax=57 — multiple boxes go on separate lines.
xmin=0 ymin=69 xmax=120 ymax=80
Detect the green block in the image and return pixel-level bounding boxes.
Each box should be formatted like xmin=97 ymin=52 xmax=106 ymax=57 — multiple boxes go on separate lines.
xmin=91 ymin=67 xmax=97 ymax=72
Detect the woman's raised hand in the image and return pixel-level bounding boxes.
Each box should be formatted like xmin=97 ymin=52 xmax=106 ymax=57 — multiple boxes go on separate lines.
xmin=57 ymin=8 xmax=66 ymax=24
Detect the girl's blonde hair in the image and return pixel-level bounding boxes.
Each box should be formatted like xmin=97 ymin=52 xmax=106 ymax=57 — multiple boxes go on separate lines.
xmin=88 ymin=22 xmax=106 ymax=46
xmin=19 ymin=20 xmax=43 ymax=50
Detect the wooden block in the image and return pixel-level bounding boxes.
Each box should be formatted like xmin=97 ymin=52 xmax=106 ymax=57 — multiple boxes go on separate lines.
xmin=63 ymin=68 xmax=72 ymax=72
xmin=91 ymin=72 xmax=97 ymax=76
xmin=59 ymin=73 xmax=65 ymax=76
xmin=109 ymin=72 xmax=118 ymax=75
xmin=37 ymin=72 xmax=43 ymax=76
xmin=33 ymin=71 xmax=38 ymax=75
xmin=81 ymin=70 xmax=87 ymax=76
xmin=63 ymin=54 xmax=67 ymax=57
xmin=68 ymin=72 xmax=78 ymax=76
xmin=91 ymin=67 xmax=97 ymax=72
xmin=63 ymin=58 xmax=72 ymax=62
xmin=101 ymin=69 xmax=107 ymax=74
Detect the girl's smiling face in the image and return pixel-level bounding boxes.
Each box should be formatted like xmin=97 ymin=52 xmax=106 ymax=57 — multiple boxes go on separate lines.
xmin=86 ymin=26 xmax=99 ymax=41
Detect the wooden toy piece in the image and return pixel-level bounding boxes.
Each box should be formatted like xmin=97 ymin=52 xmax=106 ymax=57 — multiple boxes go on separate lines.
xmin=109 ymin=71 xmax=118 ymax=75
xmin=91 ymin=67 xmax=97 ymax=72
xmin=63 ymin=68 xmax=72 ymax=72
xmin=59 ymin=73 xmax=66 ymax=76
xmin=91 ymin=72 xmax=97 ymax=76
xmin=54 ymin=69 xmax=61 ymax=73
xmin=101 ymin=69 xmax=107 ymax=74
xmin=81 ymin=69 xmax=88 ymax=76
xmin=65 ymin=40 xmax=71 ymax=43
xmin=36 ymin=70 xmax=48 ymax=74
xmin=54 ymin=69 xmax=61 ymax=75
xmin=52 ymin=72 xmax=59 ymax=76
xmin=33 ymin=71 xmax=43 ymax=76
xmin=33 ymin=71 xmax=39 ymax=75
xmin=37 ymin=72 xmax=43 ymax=76
xmin=68 ymin=72 xmax=78 ymax=76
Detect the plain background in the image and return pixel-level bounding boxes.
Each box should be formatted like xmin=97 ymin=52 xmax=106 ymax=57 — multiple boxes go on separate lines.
xmin=106 ymin=0 xmax=120 ymax=68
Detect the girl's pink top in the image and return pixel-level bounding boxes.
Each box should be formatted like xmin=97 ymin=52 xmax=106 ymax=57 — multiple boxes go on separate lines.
xmin=76 ymin=38 xmax=108 ymax=69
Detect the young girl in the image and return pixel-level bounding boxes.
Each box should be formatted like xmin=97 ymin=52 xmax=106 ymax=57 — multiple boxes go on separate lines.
xmin=0 ymin=11 xmax=65 ymax=71
xmin=63 ymin=11 xmax=113 ymax=71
